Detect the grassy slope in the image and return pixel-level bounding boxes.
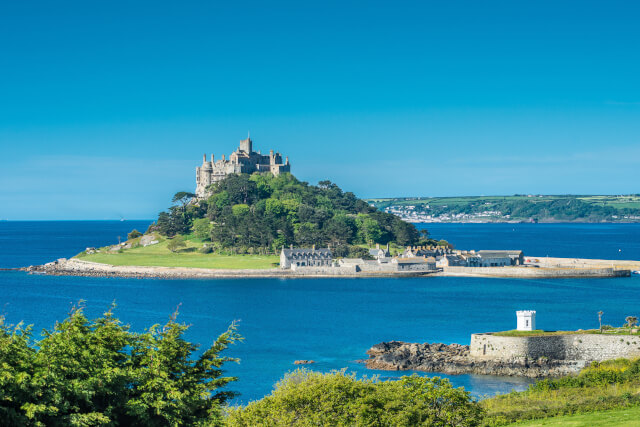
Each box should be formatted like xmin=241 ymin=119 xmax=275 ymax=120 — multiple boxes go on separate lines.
xmin=482 ymin=358 xmax=640 ymax=426
xmin=77 ymin=236 xmax=279 ymax=269
xmin=507 ymin=406 xmax=640 ymax=426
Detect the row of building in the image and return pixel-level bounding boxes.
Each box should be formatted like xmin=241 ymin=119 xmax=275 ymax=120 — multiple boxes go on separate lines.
xmin=280 ymin=244 xmax=524 ymax=273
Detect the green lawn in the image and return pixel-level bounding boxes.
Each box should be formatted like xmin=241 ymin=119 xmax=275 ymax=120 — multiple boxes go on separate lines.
xmin=507 ymin=406 xmax=640 ymax=426
xmin=76 ymin=237 xmax=279 ymax=269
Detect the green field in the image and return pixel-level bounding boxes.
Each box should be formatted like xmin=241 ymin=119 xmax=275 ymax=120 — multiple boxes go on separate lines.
xmin=76 ymin=236 xmax=279 ymax=269
xmin=366 ymin=194 xmax=640 ymax=222
xmin=506 ymin=406 xmax=640 ymax=426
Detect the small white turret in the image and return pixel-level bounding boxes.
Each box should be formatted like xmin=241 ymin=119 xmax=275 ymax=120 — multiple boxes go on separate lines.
xmin=516 ymin=310 xmax=536 ymax=331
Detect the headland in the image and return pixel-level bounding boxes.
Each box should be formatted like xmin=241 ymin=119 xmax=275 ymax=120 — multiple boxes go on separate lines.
xmin=365 ymin=327 xmax=640 ymax=378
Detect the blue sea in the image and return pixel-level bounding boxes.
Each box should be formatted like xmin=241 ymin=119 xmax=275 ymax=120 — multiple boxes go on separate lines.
xmin=1 ymin=221 xmax=640 ymax=403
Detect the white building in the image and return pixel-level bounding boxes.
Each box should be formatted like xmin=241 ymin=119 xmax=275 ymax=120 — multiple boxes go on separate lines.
xmin=516 ymin=310 xmax=536 ymax=331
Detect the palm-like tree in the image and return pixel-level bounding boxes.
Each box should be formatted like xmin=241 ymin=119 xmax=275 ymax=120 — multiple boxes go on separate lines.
xmin=625 ymin=316 xmax=638 ymax=329
xmin=598 ymin=311 xmax=604 ymax=333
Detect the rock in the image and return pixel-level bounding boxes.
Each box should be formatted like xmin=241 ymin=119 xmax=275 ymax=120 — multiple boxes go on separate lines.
xmin=294 ymin=360 xmax=315 ymax=365
xmin=140 ymin=234 xmax=159 ymax=247
xmin=364 ymin=341 xmax=584 ymax=378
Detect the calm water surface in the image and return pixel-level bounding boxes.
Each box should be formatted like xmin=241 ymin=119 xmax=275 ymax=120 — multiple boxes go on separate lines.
xmin=1 ymin=221 xmax=639 ymax=403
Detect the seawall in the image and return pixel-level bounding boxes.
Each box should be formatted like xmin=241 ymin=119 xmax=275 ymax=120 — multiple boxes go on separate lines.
xmin=470 ymin=333 xmax=640 ymax=362
xmin=442 ymin=266 xmax=630 ymax=278
xmin=24 ymin=259 xmax=431 ymax=279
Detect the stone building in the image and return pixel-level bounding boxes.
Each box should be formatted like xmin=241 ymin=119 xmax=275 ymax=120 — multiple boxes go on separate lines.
xmin=280 ymin=247 xmax=332 ymax=269
xmin=517 ymin=310 xmax=536 ymax=331
xmin=196 ymin=136 xmax=291 ymax=197
xmin=477 ymin=250 xmax=524 ymax=266
xmin=392 ymin=257 xmax=437 ymax=272
xmin=369 ymin=243 xmax=390 ymax=260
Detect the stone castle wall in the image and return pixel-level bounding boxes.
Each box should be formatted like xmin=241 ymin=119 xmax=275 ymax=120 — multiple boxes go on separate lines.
xmin=470 ymin=333 xmax=640 ymax=362
xmin=444 ymin=266 xmax=629 ymax=278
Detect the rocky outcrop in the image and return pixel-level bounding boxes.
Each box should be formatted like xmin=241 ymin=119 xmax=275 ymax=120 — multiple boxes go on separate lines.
xmin=365 ymin=341 xmax=586 ymax=378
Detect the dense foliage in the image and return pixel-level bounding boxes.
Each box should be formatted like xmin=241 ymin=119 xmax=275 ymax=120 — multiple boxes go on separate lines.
xmin=0 ymin=306 xmax=240 ymax=426
xmin=156 ymin=173 xmax=428 ymax=254
xmin=226 ymin=369 xmax=483 ymax=426
xmin=482 ymin=357 xmax=640 ymax=425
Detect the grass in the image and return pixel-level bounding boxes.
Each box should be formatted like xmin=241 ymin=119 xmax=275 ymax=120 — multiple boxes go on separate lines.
xmin=76 ymin=236 xmax=279 ymax=269
xmin=492 ymin=329 xmax=640 ymax=337
xmin=506 ymin=406 xmax=640 ymax=426
xmin=482 ymin=358 xmax=640 ymax=426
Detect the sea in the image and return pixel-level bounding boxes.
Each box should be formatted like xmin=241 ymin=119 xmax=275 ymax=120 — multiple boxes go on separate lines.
xmin=1 ymin=221 xmax=640 ymax=404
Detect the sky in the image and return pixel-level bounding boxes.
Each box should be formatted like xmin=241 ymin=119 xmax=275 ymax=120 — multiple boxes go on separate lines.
xmin=0 ymin=1 xmax=639 ymax=219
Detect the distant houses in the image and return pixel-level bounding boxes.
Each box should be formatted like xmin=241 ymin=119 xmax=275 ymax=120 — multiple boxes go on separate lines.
xmin=279 ymin=244 xmax=523 ymax=273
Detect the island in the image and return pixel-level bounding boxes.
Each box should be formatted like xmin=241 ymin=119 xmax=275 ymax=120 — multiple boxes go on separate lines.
xmin=23 ymin=136 xmax=639 ymax=279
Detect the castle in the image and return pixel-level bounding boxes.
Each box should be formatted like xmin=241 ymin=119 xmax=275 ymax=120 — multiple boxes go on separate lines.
xmin=195 ymin=136 xmax=290 ymax=197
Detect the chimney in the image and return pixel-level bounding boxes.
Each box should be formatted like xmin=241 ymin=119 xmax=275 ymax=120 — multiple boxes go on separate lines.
xmin=286 ymin=156 xmax=289 ymax=165
xmin=211 ymin=154 xmax=214 ymax=163
xmin=203 ymin=154 xmax=206 ymax=163
xmin=290 ymin=244 xmax=293 ymax=250
xmin=376 ymin=243 xmax=380 ymax=249
xmin=222 ymin=154 xmax=226 ymax=161
xmin=312 ymin=244 xmax=316 ymax=250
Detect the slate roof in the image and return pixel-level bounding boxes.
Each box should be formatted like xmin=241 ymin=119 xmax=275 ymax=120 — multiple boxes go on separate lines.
xmin=281 ymin=248 xmax=332 ymax=259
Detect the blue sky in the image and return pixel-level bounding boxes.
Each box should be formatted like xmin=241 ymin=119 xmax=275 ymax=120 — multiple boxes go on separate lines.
xmin=1 ymin=1 xmax=639 ymax=219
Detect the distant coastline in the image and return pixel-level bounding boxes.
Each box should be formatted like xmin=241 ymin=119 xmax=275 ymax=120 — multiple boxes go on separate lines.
xmin=367 ymin=194 xmax=640 ymax=224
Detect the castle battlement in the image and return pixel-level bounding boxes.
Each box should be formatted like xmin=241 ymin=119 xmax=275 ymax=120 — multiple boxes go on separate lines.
xmin=195 ymin=136 xmax=290 ymax=197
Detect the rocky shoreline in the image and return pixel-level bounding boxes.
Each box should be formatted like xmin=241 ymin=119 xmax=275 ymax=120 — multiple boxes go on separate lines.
xmin=19 ymin=257 xmax=633 ymax=280
xmin=364 ymin=341 xmax=587 ymax=378
xmin=21 ymin=258 xmax=430 ymax=279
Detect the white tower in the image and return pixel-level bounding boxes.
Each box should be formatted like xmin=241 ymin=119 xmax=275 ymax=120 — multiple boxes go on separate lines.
xmin=516 ymin=310 xmax=536 ymax=331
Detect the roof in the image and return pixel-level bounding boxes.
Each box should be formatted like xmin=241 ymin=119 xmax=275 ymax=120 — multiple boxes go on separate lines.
xmin=477 ymin=250 xmax=523 ymax=258
xmin=393 ymin=257 xmax=433 ymax=264
xmin=281 ymin=248 xmax=332 ymax=259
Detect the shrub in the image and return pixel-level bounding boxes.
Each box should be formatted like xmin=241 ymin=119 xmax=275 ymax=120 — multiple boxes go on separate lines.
xmin=167 ymin=235 xmax=187 ymax=252
xmin=127 ymin=229 xmax=143 ymax=240
xmin=199 ymin=245 xmax=214 ymax=254
xmin=227 ymin=370 xmax=483 ymax=426
xmin=0 ymin=305 xmax=240 ymax=426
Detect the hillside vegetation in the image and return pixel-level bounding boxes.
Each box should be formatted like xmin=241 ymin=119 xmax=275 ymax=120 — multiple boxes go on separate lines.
xmin=153 ymin=173 xmax=434 ymax=257
xmin=367 ymin=195 xmax=640 ymax=223
xmin=482 ymin=357 xmax=640 ymax=425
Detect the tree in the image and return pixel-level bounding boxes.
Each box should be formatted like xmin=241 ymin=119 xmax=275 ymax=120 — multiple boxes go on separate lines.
xmin=625 ymin=316 xmax=638 ymax=328
xmin=172 ymin=191 xmax=196 ymax=208
xmin=0 ymin=305 xmax=241 ymax=426
xmin=598 ymin=311 xmax=604 ymax=332
xmin=227 ymin=369 xmax=483 ymax=426
xmin=127 ymin=229 xmax=143 ymax=240
xmin=167 ymin=235 xmax=187 ymax=252
xmin=192 ymin=218 xmax=212 ymax=240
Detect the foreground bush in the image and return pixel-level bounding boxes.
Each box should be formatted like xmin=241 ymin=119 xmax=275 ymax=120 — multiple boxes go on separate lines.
xmin=482 ymin=357 xmax=640 ymax=425
xmin=0 ymin=305 xmax=240 ymax=426
xmin=227 ymin=369 xmax=483 ymax=426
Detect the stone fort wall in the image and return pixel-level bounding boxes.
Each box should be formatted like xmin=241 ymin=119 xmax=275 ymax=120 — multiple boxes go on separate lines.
xmin=444 ymin=266 xmax=629 ymax=278
xmin=470 ymin=333 xmax=640 ymax=362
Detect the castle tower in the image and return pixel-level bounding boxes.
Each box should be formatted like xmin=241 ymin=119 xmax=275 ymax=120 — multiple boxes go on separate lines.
xmin=516 ymin=310 xmax=536 ymax=331
xmin=239 ymin=137 xmax=253 ymax=153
